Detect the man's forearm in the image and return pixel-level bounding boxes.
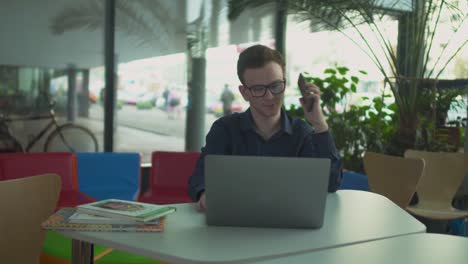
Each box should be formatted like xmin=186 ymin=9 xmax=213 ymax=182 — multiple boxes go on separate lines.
xmin=327 ymin=157 xmax=342 ymax=192
xmin=188 ymin=159 xmax=206 ymax=201
xmin=312 ymin=120 xmax=329 ymax=134
xmin=188 ymin=177 xmax=205 ymax=202
xmin=309 ymin=131 xmax=342 ymax=192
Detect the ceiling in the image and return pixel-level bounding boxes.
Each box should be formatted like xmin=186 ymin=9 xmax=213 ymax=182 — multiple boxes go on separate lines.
xmin=0 ymin=0 xmax=188 ymax=69
xmin=0 ymin=0 xmax=410 ymax=70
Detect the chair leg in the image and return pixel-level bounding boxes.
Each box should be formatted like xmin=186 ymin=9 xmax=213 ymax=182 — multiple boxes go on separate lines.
xmin=93 ymin=248 xmax=114 ymax=262
xmin=414 ymin=215 xmax=450 ymax=234
xmin=72 ymin=239 xmax=94 ymax=264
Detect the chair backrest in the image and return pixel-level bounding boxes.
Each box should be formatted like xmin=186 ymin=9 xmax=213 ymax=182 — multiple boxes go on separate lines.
xmin=0 ymin=152 xmax=77 ymax=192
xmin=363 ymin=152 xmax=425 ymax=208
xmin=77 ymin=152 xmax=141 ymax=201
xmin=149 ymin=151 xmax=200 ymax=203
xmin=404 ymin=150 xmax=465 ymax=208
xmin=0 ymin=174 xmax=61 ymax=263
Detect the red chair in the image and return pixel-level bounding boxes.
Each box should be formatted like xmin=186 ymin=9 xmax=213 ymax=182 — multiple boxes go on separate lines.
xmin=139 ymin=151 xmax=200 ymax=204
xmin=0 ymin=152 xmax=94 ymax=209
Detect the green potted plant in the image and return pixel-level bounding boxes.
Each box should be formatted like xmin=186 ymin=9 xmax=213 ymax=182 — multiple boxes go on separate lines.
xmin=287 ymin=65 xmax=396 ymax=172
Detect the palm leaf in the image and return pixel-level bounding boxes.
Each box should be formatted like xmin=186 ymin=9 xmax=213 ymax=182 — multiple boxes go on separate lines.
xmin=50 ymin=0 xmax=105 ymax=35
xmin=228 ymin=0 xmax=466 ymax=104
xmin=50 ymin=0 xmax=184 ymax=50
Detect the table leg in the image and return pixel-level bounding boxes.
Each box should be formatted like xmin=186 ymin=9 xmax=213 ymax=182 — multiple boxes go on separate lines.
xmin=72 ymin=239 xmax=94 ymax=264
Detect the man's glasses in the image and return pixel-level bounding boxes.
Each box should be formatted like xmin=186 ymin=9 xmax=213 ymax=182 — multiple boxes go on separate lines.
xmin=244 ymin=80 xmax=286 ymax=97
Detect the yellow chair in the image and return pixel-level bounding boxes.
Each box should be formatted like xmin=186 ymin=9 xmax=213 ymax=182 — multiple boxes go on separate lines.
xmin=404 ymin=150 xmax=468 ymax=220
xmin=0 ymin=174 xmax=61 ymax=264
xmin=363 ymin=152 xmax=425 ymax=208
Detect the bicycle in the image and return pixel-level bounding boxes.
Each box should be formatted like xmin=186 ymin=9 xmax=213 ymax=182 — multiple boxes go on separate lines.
xmin=0 ymin=99 xmax=99 ymax=153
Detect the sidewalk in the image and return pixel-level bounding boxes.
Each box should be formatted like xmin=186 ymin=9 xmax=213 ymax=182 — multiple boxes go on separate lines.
xmin=88 ymin=104 xmax=217 ymax=138
xmin=75 ymin=118 xmax=183 ymax=163
xmin=78 ymin=104 xmax=218 ymax=163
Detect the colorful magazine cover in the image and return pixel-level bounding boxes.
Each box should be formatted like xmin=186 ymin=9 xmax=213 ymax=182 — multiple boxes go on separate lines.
xmin=42 ymin=208 xmax=165 ymax=232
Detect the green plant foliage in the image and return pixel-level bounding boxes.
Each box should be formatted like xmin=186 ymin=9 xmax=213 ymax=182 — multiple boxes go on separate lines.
xmin=288 ymin=64 xmax=466 ymax=171
xmin=287 ymin=65 xmax=396 ymax=172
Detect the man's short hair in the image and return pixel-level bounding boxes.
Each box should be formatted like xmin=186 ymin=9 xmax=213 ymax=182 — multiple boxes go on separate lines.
xmin=237 ymin=45 xmax=285 ymax=84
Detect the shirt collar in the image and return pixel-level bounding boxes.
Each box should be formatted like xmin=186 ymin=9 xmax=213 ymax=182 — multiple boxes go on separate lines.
xmin=240 ymin=108 xmax=293 ymax=135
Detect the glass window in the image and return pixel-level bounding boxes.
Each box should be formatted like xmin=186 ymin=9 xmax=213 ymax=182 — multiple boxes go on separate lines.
xmin=0 ymin=0 xmax=103 ymax=153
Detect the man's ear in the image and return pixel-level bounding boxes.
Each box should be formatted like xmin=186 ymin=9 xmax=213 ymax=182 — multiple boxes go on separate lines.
xmin=238 ymin=85 xmax=249 ymax=101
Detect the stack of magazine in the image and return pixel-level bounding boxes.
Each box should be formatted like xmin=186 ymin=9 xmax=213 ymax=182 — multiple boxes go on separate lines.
xmin=42 ymin=199 xmax=176 ymax=232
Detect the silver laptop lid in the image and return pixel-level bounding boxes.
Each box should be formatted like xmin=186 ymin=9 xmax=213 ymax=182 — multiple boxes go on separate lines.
xmin=205 ymin=155 xmax=330 ymax=229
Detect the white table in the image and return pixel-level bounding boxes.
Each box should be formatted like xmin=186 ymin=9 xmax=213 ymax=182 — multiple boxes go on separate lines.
xmin=254 ymin=233 xmax=468 ymax=264
xmin=61 ymin=190 xmax=426 ymax=264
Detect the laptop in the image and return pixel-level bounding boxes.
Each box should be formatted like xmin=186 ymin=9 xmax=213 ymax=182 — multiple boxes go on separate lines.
xmin=205 ymin=155 xmax=331 ymax=229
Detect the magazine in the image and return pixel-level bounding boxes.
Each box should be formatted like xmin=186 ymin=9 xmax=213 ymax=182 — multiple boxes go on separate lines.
xmin=68 ymin=212 xmax=161 ymax=225
xmin=76 ymin=199 xmax=176 ymax=222
xmin=42 ymin=208 xmax=165 ymax=232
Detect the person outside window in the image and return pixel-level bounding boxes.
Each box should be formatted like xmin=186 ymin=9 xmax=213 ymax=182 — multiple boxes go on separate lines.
xmin=220 ymin=84 xmax=235 ymax=116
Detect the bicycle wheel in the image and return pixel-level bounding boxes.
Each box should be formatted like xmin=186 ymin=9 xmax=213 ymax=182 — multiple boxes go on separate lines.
xmin=0 ymin=134 xmax=24 ymax=153
xmin=44 ymin=124 xmax=99 ymax=152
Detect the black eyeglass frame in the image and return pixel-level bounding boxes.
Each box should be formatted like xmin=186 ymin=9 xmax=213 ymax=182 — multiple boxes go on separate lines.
xmin=244 ymin=79 xmax=286 ymax=97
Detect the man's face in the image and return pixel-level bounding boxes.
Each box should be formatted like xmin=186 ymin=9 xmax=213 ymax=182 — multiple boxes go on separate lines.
xmin=239 ymin=62 xmax=285 ymax=118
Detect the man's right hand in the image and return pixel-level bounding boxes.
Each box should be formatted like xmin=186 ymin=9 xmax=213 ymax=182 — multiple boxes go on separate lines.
xmin=197 ymin=192 xmax=207 ymax=212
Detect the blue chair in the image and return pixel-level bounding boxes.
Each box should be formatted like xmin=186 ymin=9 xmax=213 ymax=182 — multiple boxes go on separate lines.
xmin=74 ymin=153 xmax=157 ymax=264
xmin=339 ymin=170 xmax=370 ymax=191
xmin=77 ymin=152 xmax=141 ymax=201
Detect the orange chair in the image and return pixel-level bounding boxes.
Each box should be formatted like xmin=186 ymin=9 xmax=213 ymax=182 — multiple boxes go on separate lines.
xmin=139 ymin=151 xmax=200 ymax=204
xmin=0 ymin=152 xmax=93 ymax=208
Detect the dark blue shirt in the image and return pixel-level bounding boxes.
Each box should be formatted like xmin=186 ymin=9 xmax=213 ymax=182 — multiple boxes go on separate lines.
xmin=188 ymin=109 xmax=342 ymax=201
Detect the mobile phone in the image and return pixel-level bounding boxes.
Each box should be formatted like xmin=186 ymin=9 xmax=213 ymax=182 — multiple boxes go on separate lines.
xmin=298 ymin=73 xmax=314 ymax=112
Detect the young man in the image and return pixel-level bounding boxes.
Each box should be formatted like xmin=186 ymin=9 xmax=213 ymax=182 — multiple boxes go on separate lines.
xmin=188 ymin=45 xmax=342 ymax=211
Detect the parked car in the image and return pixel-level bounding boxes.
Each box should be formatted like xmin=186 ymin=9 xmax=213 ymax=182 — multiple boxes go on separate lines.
xmin=117 ymin=90 xmax=157 ymax=106
xmin=207 ymin=98 xmax=247 ymax=117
